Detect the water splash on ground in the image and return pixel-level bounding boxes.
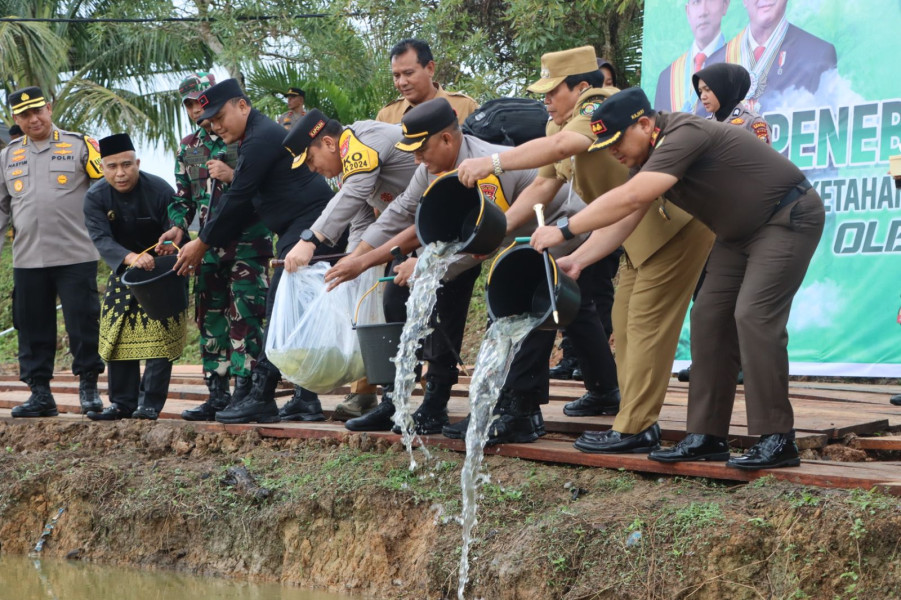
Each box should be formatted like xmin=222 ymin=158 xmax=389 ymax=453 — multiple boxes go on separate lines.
xmin=457 ymin=314 xmax=540 ymax=599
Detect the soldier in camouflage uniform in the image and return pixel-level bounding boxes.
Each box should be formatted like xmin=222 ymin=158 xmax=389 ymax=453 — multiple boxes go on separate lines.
xmin=159 ymin=72 xmax=273 ymax=421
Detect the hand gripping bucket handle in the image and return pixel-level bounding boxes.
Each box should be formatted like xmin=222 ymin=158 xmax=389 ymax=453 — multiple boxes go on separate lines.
xmin=119 ymin=242 xmax=189 ymax=321
xmin=352 ymin=277 xmax=405 ymax=386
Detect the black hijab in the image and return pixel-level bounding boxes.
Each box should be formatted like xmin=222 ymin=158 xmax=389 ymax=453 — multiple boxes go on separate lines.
xmin=692 ymin=63 xmax=751 ymax=121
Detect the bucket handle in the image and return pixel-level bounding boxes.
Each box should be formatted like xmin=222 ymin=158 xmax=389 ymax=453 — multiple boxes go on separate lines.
xmin=124 ymin=241 xmax=181 ymax=269
xmin=352 ymin=276 xmax=395 ymax=327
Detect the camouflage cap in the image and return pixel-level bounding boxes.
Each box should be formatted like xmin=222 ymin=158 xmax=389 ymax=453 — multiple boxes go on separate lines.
xmin=526 ymin=46 xmax=599 ymax=95
xmin=178 ymin=72 xmax=216 ymax=102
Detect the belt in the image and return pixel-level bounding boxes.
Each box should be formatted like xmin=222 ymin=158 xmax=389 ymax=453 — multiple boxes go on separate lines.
xmin=773 ymin=179 xmax=812 ymax=216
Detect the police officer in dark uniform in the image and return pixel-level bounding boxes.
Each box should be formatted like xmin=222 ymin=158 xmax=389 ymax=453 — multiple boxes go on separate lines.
xmin=0 ymin=86 xmax=106 ymax=417
xmin=173 ymin=78 xmax=335 ymax=424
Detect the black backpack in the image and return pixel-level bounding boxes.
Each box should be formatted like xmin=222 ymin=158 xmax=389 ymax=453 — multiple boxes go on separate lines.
xmin=462 ymin=97 xmax=549 ymax=147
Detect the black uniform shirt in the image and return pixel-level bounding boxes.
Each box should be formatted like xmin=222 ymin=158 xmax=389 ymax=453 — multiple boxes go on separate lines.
xmin=84 ymin=172 xmax=176 ymax=273
xmin=199 ymin=108 xmax=333 ymax=250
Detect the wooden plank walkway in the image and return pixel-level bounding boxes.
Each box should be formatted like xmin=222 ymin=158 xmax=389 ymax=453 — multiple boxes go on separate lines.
xmin=2 ymin=368 xmax=900 ymax=494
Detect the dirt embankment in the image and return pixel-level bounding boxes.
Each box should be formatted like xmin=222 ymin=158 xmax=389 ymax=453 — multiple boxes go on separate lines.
xmin=1 ymin=419 xmax=900 ymax=599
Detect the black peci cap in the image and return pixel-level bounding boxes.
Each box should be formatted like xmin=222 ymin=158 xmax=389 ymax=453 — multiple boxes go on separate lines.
xmin=396 ymin=98 xmax=457 ymax=152
xmin=9 ymin=86 xmax=48 ymax=115
xmin=99 ymin=133 xmax=135 ymax=158
xmin=283 ymin=108 xmax=331 ymax=169
xmin=196 ymin=79 xmax=246 ymax=122
xmin=588 ymin=87 xmax=652 ymax=152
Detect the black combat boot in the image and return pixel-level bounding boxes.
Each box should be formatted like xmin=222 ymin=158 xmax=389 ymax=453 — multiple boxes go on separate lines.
xmin=443 ymin=388 xmax=512 ymax=440
xmin=227 ymin=374 xmax=253 ymax=408
xmin=215 ymin=366 xmax=280 ymax=424
xmin=78 ymin=372 xmax=103 ymax=414
xmin=486 ymin=389 xmax=539 ymax=446
xmin=279 ymin=386 xmax=326 ymax=422
xmin=345 ymin=387 xmax=396 ymax=432
xmin=392 ymin=377 xmax=451 ymax=435
xmin=12 ymin=378 xmax=58 ymax=418
xmin=182 ymin=372 xmax=232 ymax=421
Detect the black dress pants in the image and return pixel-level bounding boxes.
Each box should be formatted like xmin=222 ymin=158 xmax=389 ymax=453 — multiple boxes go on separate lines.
xmin=382 ymin=259 xmax=481 ymax=386
xmin=13 ymin=262 xmax=104 ymax=382
xmin=107 ymin=358 xmax=173 ymax=412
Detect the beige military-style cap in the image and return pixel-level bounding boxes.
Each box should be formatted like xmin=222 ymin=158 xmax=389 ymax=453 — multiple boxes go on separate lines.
xmin=526 ymin=46 xmax=599 ymax=94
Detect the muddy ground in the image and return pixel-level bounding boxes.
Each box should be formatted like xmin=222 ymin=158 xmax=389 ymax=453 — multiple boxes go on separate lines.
xmin=1 ymin=419 xmax=900 ymax=599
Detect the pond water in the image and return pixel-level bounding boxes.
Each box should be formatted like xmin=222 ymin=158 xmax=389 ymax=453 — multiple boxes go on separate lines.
xmin=0 ymin=554 xmax=357 ymax=600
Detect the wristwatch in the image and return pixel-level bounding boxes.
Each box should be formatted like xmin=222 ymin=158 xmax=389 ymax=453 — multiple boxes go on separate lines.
xmin=300 ymin=229 xmax=322 ymax=247
xmin=556 ymin=217 xmax=575 ymax=241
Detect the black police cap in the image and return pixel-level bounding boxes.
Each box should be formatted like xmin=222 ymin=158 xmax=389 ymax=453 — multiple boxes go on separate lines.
xmin=283 ymin=108 xmax=332 ymax=169
xmin=9 ymin=86 xmax=48 ymax=115
xmin=396 ymin=98 xmax=457 ymax=152
xmin=588 ymin=87 xmax=652 ymax=152
xmin=285 ymin=87 xmax=305 ymax=97
xmin=196 ymin=79 xmax=246 ymax=122
xmin=99 ymin=133 xmax=135 ymax=158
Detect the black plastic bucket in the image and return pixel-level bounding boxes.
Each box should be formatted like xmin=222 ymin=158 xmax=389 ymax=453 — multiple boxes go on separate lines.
xmin=120 ymin=255 xmax=189 ymax=321
xmin=415 ymin=170 xmax=506 ymax=255
xmin=355 ymin=322 xmax=405 ymax=385
xmin=486 ymin=245 xmax=581 ymax=330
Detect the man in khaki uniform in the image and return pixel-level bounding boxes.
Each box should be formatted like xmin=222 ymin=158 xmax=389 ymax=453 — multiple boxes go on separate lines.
xmin=376 ymin=38 xmax=478 ymax=125
xmin=458 ymin=46 xmax=714 ymax=454
xmin=0 ymin=86 xmax=106 ymax=417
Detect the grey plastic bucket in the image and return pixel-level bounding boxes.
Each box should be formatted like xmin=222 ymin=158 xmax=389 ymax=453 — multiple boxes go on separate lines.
xmin=355 ymin=322 xmax=405 ymax=385
xmin=120 ymin=254 xmax=188 ymax=321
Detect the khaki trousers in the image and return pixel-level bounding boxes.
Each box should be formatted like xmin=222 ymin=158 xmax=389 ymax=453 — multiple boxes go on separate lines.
xmin=687 ymin=191 xmax=825 ymax=436
xmin=612 ymin=218 xmax=715 ymax=433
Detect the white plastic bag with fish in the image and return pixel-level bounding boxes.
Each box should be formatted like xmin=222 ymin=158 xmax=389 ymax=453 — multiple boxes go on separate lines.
xmin=266 ymin=263 xmax=384 ymax=393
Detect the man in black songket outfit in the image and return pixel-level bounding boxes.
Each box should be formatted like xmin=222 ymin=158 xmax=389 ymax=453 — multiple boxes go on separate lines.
xmin=83 ymin=133 xmax=188 ymax=420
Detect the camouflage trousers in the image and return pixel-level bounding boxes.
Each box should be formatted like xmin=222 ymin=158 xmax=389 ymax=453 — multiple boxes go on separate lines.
xmin=195 ymin=251 xmax=270 ymax=378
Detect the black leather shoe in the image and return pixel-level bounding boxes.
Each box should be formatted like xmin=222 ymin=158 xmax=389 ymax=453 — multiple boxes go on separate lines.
xmin=12 ymin=382 xmax=58 ymax=418
xmin=549 ymin=356 xmax=579 ymax=380
xmin=677 ymin=366 xmax=691 ymax=382
xmin=726 ymin=432 xmax=800 ymax=470
xmin=87 ymin=404 xmax=132 ymax=421
xmin=132 ymin=405 xmax=159 ymax=420
xmin=280 ymin=388 xmax=326 ymax=422
xmin=78 ymin=373 xmax=103 ymax=414
xmin=574 ymin=424 xmax=661 ymax=454
xmin=563 ymin=388 xmax=620 ymax=417
xmin=648 ymin=433 xmax=730 ymax=463
xmin=346 ymin=395 xmax=395 ymax=431
xmin=571 ymin=366 xmax=583 ymax=381
xmin=442 ymin=415 xmax=470 ymax=439
xmin=890 ymin=394 xmax=901 ymax=406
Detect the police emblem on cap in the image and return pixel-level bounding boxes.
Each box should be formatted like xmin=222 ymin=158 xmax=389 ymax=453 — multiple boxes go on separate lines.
xmin=540 ymin=68 xmax=550 ymax=78
xmin=591 ymin=119 xmax=607 ymax=135
xmin=21 ymin=93 xmax=30 ymax=101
